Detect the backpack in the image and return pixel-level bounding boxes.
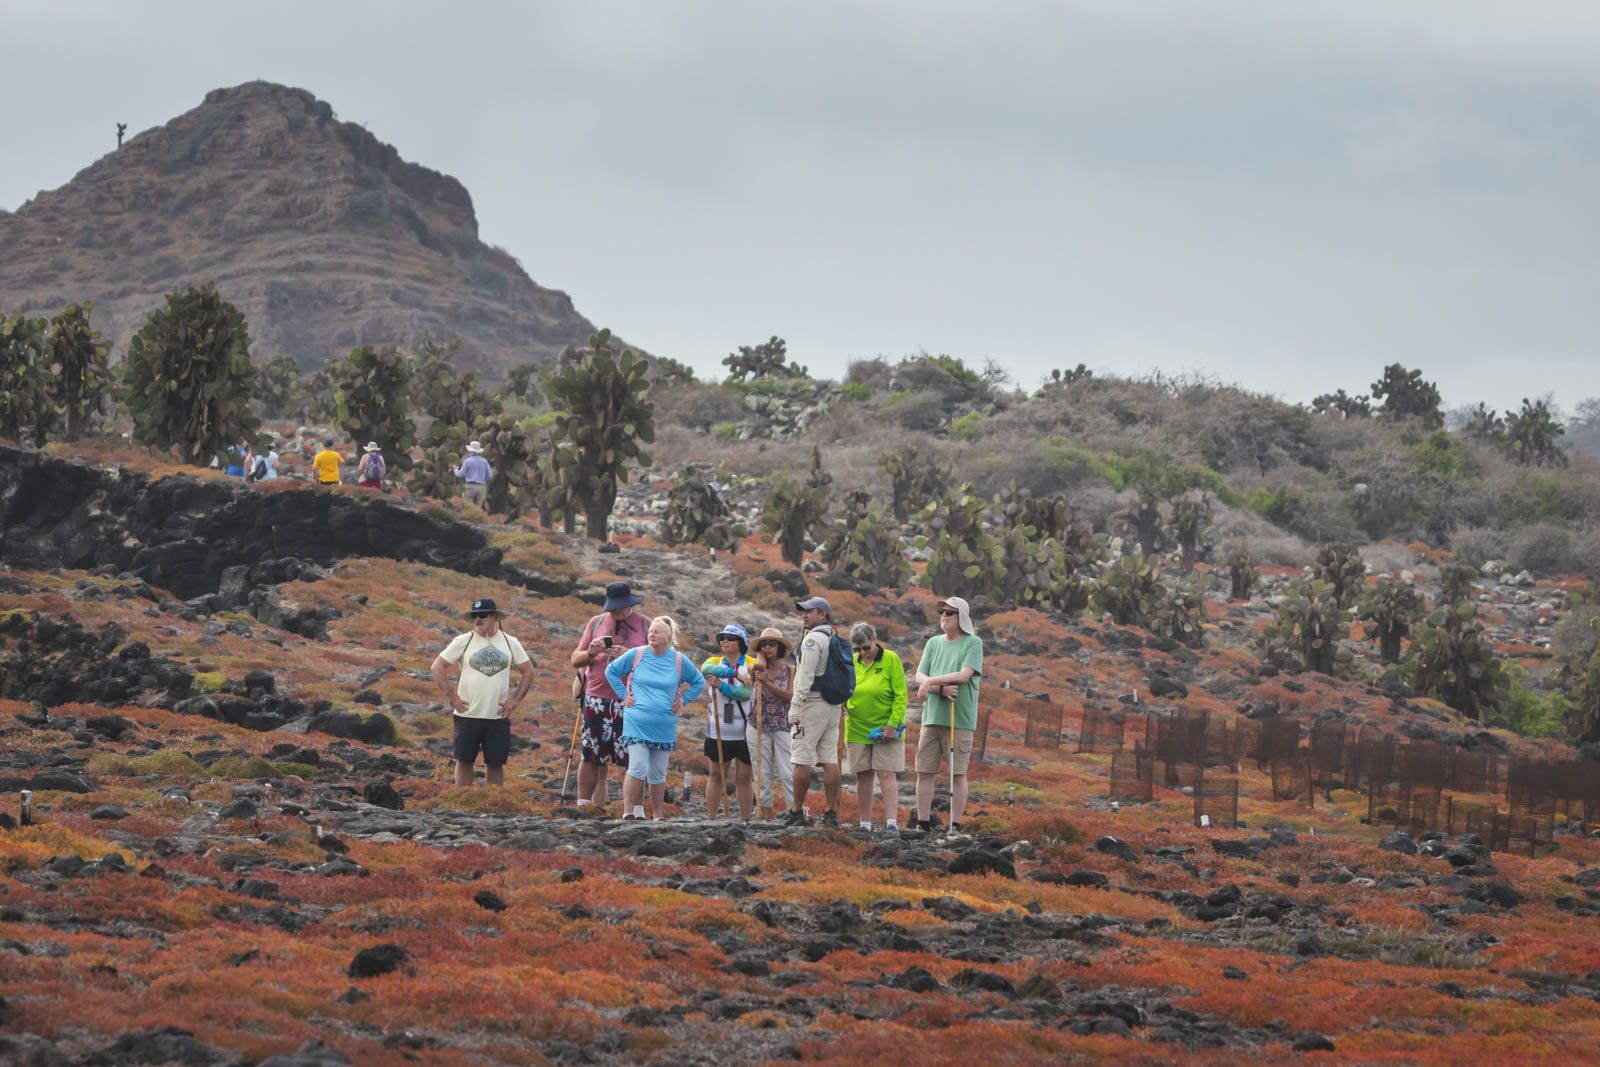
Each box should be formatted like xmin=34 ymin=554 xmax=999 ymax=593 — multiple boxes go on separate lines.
xmin=252 ymin=457 xmax=268 ymax=480
xmin=365 ymin=453 xmax=386 ymax=480
xmin=810 ymin=629 xmax=855 ymax=706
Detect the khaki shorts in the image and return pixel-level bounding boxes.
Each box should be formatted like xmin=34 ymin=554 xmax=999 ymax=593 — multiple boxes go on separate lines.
xmin=789 ymin=700 xmax=841 ymax=766
xmin=915 ymin=725 xmax=974 ymax=775
xmin=846 ymin=740 xmax=905 ymax=774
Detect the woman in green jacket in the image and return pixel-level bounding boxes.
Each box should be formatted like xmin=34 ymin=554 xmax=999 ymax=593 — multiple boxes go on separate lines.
xmin=845 ymin=622 xmax=907 ymax=835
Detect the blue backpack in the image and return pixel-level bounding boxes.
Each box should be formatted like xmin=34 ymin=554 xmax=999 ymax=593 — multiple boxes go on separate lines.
xmin=811 ymin=629 xmax=856 ymax=706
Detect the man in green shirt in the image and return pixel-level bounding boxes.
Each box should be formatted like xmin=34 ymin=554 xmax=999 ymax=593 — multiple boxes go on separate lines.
xmin=913 ymin=596 xmax=983 ymax=838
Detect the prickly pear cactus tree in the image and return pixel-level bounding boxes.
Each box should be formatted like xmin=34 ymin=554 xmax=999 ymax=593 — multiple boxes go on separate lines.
xmin=758 ymin=477 xmax=830 ymax=567
xmin=120 ymin=285 xmax=260 ymax=464
xmin=544 ymin=329 xmax=656 ymax=542
xmin=296 ymin=367 xmax=337 ymax=424
xmin=821 ymin=490 xmax=909 ymax=589
xmin=992 ymin=485 xmax=1098 ymax=613
xmin=920 ymin=483 xmax=1005 ymax=599
xmin=1261 ymin=578 xmax=1351 ymax=675
xmin=0 ymin=313 xmax=56 ymax=445
xmin=1225 ymin=543 xmax=1258 ymax=600
xmin=409 ymin=441 xmax=462 ymax=502
xmin=662 ymin=464 xmax=747 ymax=552
xmin=1313 ymin=541 xmax=1366 ymax=608
xmin=1093 ymin=554 xmax=1162 ymax=628
xmin=1119 ymin=487 xmax=1164 ymax=555
xmin=1438 ymin=561 xmax=1479 ymax=606
xmin=1403 ymin=600 xmax=1508 ymax=720
xmin=328 ymin=345 xmax=415 ymax=467
xmin=879 ymin=444 xmax=949 ymax=523
xmin=1359 ymin=575 xmax=1423 ymax=664
xmin=1569 ymin=640 xmax=1600 ymax=745
xmin=503 ymin=362 xmax=543 ymax=404
xmin=1168 ymin=492 xmax=1214 ymax=573
xmin=253 ymin=356 xmax=301 ymax=420
xmin=473 ymin=414 xmax=542 ymax=519
xmin=723 ymin=336 xmax=806 ymax=383
xmin=412 ymin=342 xmax=500 ymax=446
xmin=46 ymin=303 xmax=112 ymax=439
xmin=1149 ymin=580 xmax=1207 ymax=647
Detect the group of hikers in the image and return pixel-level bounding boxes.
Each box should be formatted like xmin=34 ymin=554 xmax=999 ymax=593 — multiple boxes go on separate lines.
xmin=218 ymin=437 xmax=492 ymax=496
xmin=430 ymin=581 xmax=984 ymax=838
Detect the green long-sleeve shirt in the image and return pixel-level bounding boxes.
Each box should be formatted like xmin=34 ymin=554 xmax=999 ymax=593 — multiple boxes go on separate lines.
xmin=845 ymin=647 xmax=907 ymax=743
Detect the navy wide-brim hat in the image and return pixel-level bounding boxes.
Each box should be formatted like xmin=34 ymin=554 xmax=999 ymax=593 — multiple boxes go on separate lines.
xmin=602 ymin=581 xmax=643 ymax=612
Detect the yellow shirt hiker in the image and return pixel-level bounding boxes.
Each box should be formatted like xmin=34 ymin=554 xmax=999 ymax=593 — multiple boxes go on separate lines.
xmin=311 ymin=442 xmax=342 ymax=484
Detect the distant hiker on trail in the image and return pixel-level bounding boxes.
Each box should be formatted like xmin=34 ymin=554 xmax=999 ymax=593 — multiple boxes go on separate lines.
xmin=701 ymin=623 xmax=755 ymax=822
xmin=257 ymin=441 xmax=279 ymax=482
xmin=116 ymin=122 xmax=127 ymax=148
xmin=356 ymin=441 xmax=386 ymax=489
xmin=222 ymin=438 xmax=248 ymax=478
xmin=606 ymin=616 xmax=707 ymax=821
xmin=455 ymin=440 xmax=492 ymax=508
xmin=568 ymin=581 xmax=651 ymax=810
xmin=312 ymin=438 xmax=342 ymax=486
xmin=846 ymin=622 xmax=907 ymax=836
xmin=430 ymin=598 xmax=535 ymax=788
xmin=912 ymin=596 xmax=983 ymax=839
xmin=786 ymin=596 xmax=849 ymax=828
xmin=750 ymin=626 xmax=795 ymax=821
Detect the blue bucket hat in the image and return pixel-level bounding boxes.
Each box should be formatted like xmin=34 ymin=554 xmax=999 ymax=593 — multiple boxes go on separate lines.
xmin=715 ymin=622 xmax=749 ymax=653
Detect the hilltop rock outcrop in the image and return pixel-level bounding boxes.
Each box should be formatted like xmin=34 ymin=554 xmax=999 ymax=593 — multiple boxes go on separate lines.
xmin=0 ymin=81 xmax=613 ymax=378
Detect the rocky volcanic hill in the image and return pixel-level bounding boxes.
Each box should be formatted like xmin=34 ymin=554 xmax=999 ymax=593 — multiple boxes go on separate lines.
xmin=0 ymin=81 xmax=608 ymax=379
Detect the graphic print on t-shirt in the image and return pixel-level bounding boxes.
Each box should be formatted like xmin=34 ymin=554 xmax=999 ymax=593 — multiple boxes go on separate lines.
xmin=468 ymin=643 xmax=509 ymax=679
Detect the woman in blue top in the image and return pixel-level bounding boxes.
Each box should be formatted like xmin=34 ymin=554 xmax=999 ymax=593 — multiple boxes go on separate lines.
xmin=606 ymin=615 xmax=706 ymax=820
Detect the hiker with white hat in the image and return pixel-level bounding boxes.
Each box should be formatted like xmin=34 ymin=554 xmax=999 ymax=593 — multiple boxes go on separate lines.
xmin=430 ymin=598 xmax=535 ymax=787
xmin=912 ymin=596 xmax=984 ymax=839
xmin=356 ymin=441 xmax=386 ymax=489
xmin=454 ymin=440 xmax=493 ymax=508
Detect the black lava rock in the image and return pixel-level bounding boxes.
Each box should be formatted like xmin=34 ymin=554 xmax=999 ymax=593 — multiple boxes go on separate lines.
xmin=473 ymin=890 xmax=508 ymax=913
xmin=362 ymin=780 xmax=403 ymax=810
xmin=348 ymin=943 xmax=408 ymax=978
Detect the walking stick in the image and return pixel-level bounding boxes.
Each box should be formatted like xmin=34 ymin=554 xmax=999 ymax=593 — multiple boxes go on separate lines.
xmin=712 ymin=675 xmax=726 ymax=820
xmin=560 ymin=697 xmax=582 ymax=803
xmin=752 ymin=663 xmax=764 ymax=820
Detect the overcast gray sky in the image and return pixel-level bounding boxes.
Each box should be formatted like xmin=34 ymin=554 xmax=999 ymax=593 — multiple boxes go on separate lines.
xmin=6 ymin=1 xmax=1599 ymax=408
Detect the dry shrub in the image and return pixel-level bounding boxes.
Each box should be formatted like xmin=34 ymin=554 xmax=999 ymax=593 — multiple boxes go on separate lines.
xmin=738 ymin=576 xmax=792 ymax=614
xmin=1448 ymin=524 xmax=1507 ymax=568
xmin=1507 ymin=522 xmax=1576 ymax=576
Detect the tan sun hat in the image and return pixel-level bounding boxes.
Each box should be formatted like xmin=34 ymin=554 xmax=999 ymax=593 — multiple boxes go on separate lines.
xmin=466 ymin=440 xmax=485 ymax=454
xmin=363 ymin=441 xmax=381 ymax=452
xmin=752 ymin=626 xmax=794 ymax=658
xmin=936 ymin=596 xmax=975 ymax=636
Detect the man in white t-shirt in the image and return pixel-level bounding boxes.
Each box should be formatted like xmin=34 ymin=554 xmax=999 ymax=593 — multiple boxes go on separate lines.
xmin=431 ymin=597 xmax=535 ymax=787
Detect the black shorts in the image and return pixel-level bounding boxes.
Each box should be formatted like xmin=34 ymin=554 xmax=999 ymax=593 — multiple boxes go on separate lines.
xmin=703 ymin=737 xmax=752 ymax=766
xmin=453 ymin=716 xmax=511 ymax=766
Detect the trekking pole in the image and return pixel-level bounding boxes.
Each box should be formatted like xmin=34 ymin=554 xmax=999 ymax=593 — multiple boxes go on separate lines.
xmin=751 ymin=666 xmax=763 ymax=819
xmin=559 ymin=699 xmax=582 ymax=804
xmin=712 ymin=690 xmax=726 ymax=820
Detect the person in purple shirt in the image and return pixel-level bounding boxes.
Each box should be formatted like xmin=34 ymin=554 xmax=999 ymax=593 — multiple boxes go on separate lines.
xmin=455 ymin=440 xmax=493 ymax=508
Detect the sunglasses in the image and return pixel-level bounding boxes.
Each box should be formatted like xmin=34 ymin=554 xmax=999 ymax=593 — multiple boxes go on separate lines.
xmin=938 ymin=609 xmax=960 ymax=617
xmin=851 ymin=642 xmax=868 ymax=650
